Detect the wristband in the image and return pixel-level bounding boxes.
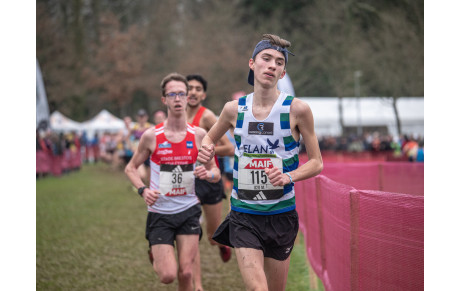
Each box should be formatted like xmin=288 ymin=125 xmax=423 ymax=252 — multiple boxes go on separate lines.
xmin=137 ymin=186 xmax=147 ymax=197
xmin=285 ymin=172 xmax=293 ymax=184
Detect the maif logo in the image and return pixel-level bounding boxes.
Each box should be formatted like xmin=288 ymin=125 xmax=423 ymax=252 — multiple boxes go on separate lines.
xmin=244 ymin=158 xmax=274 ymax=169
xmin=166 ymin=188 xmax=186 ymax=196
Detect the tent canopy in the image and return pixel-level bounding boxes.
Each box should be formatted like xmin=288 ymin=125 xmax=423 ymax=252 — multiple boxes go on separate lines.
xmin=81 ymin=109 xmax=125 ymax=137
xmin=297 ymin=97 xmax=424 ymax=137
xmin=49 ymin=111 xmax=82 ymax=132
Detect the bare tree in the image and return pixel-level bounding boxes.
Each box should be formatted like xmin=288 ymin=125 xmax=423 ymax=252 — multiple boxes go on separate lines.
xmin=365 ymin=6 xmax=424 ymax=135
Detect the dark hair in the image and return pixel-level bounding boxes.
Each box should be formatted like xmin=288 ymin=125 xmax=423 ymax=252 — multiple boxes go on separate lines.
xmin=186 ymin=74 xmax=207 ymax=92
xmin=262 ymin=34 xmax=291 ymax=49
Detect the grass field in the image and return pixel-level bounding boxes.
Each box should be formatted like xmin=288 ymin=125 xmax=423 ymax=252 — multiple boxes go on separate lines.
xmin=37 ymin=163 xmax=324 ymax=290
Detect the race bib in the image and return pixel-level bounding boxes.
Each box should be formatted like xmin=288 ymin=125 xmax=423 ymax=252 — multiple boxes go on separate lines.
xmin=238 ymin=153 xmax=284 ymax=200
xmin=159 ymin=164 xmax=194 ymax=196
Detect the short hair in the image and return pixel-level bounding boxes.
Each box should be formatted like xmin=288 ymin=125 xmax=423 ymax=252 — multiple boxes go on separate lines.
xmin=261 ymin=34 xmax=291 ymax=49
xmin=160 ymin=73 xmax=189 ymax=96
xmin=186 ymin=74 xmax=207 ymax=92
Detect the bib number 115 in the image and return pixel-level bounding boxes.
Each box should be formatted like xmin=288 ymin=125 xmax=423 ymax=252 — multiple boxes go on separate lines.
xmin=250 ymin=170 xmax=267 ymax=184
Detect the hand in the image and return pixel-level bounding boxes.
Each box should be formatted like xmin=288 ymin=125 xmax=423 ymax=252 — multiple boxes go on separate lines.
xmin=142 ymin=188 xmax=160 ymax=206
xmin=264 ymin=167 xmax=290 ymax=186
xmin=194 ymin=165 xmax=208 ymax=180
xmin=197 ymin=144 xmax=215 ymax=164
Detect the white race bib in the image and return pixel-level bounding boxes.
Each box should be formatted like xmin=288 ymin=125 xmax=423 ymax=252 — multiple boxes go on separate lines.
xmin=238 ymin=153 xmax=284 ymax=200
xmin=159 ymin=164 xmax=194 ymax=196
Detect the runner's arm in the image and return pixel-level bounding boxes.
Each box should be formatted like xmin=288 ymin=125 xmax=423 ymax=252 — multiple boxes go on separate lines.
xmin=201 ymin=109 xmax=234 ymax=157
xmin=287 ymin=99 xmax=323 ymax=182
xmin=198 ymin=101 xmax=238 ymax=163
xmin=195 ymin=127 xmax=221 ymax=183
xmin=124 ymin=130 xmax=160 ymax=205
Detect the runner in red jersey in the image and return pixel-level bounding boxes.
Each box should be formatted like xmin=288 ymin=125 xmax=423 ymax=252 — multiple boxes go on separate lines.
xmin=186 ymin=74 xmax=234 ymax=291
xmin=125 ymin=73 xmax=221 ymax=290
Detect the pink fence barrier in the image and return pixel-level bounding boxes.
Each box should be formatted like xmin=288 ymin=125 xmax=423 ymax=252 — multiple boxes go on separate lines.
xmin=36 ymin=149 xmax=82 ymax=177
xmin=316 ymin=151 xmax=406 ymax=163
xmin=320 ymin=162 xmax=424 ymax=195
xmin=36 ymin=151 xmax=51 ymax=174
xmin=296 ymin=175 xmax=424 ymax=291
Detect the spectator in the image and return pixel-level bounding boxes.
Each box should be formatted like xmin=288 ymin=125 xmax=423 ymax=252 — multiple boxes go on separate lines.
xmin=416 ymin=139 xmax=424 ymax=162
xmin=130 ymin=109 xmax=153 ymax=184
xmin=152 ymin=109 xmax=167 ymax=125
xmin=403 ymin=136 xmax=419 ymax=162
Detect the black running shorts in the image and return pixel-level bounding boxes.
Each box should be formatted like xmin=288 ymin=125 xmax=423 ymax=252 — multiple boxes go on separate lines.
xmin=212 ymin=209 xmax=299 ymax=261
xmin=195 ymin=178 xmax=226 ymax=205
xmin=145 ymin=204 xmax=202 ymax=247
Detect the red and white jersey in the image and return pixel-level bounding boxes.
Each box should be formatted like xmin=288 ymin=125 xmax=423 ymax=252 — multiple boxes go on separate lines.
xmin=148 ymin=122 xmax=200 ymax=214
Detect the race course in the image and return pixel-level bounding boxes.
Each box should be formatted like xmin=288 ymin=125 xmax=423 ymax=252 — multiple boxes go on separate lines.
xmin=37 ymin=163 xmax=322 ymax=290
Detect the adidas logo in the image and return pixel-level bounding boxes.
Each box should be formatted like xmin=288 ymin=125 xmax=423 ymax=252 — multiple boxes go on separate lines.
xmin=253 ymin=191 xmax=267 ymax=200
xmin=172 ymin=166 xmax=183 ymax=173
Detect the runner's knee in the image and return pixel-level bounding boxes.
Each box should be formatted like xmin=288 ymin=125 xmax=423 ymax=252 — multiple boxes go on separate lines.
xmin=156 ymin=268 xmax=176 ymax=284
xmin=178 ymin=267 xmax=193 ymax=283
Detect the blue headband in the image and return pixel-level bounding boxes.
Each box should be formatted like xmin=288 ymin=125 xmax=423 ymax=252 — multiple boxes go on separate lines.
xmin=247 ymin=39 xmax=295 ymax=86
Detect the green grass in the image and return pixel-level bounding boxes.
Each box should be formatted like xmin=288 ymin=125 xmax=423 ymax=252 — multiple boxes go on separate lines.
xmin=37 ymin=163 xmax=323 ymax=290
xmin=287 ymin=234 xmax=325 ymax=291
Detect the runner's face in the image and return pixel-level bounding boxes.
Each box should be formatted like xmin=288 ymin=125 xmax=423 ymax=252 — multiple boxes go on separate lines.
xmin=250 ymin=49 xmax=286 ymax=87
xmin=187 ymin=80 xmax=206 ymax=108
xmin=162 ymin=80 xmax=188 ymax=115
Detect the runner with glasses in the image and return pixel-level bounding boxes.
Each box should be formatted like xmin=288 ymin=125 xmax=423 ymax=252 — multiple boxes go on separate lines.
xmin=125 ymin=72 xmax=221 ymax=290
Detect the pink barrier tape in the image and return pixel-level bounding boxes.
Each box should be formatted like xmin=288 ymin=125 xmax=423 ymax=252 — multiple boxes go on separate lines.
xmin=36 ymin=151 xmax=51 ymax=174
xmin=319 ymin=162 xmax=424 ymax=196
xmin=51 ymin=155 xmax=62 ymax=176
xmin=380 ymin=162 xmax=424 ymax=196
xmin=321 ymin=162 xmax=382 ymax=191
xmin=296 ymin=173 xmax=424 ymax=291
xmin=351 ymin=189 xmax=424 ymax=291
xmin=318 ymin=176 xmax=355 ymax=291
xmin=61 ymin=150 xmax=71 ymax=170
xmin=311 ymin=151 xmax=394 ymax=163
xmin=36 ymin=149 xmax=82 ymax=176
xmin=296 ymin=179 xmax=323 ymax=276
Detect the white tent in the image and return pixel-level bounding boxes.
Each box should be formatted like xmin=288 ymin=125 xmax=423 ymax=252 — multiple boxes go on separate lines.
xmin=49 ymin=111 xmax=83 ymax=133
xmin=298 ymin=97 xmax=424 ymax=137
xmin=81 ymin=109 xmax=125 ymax=137
xmin=277 ymin=72 xmax=296 ymax=97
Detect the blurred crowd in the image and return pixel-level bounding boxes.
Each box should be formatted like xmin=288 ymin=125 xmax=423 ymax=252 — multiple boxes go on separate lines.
xmin=36 ymin=129 xmax=83 ymax=177
xmin=315 ymin=132 xmax=424 ymax=162
xmin=36 ymin=109 xmax=167 ymax=178
xmin=37 ymin=110 xmax=424 ymax=179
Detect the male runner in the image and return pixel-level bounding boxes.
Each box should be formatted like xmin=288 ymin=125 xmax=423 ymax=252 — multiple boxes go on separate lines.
xmin=186 ymin=74 xmax=234 ymax=291
xmin=197 ymin=34 xmax=323 ymax=290
xmin=125 ymin=73 xmax=221 ymax=290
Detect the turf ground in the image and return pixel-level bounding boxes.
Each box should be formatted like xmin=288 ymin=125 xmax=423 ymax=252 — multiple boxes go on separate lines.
xmin=37 ymin=163 xmax=324 ymax=290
